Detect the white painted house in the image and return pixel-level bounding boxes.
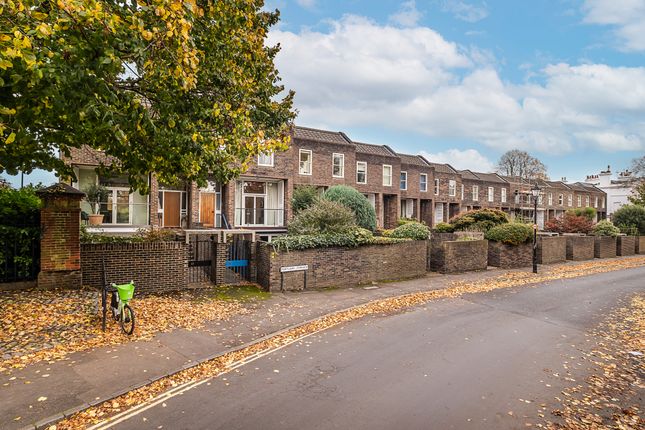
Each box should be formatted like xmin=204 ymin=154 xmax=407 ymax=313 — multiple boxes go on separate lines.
xmin=584 ymin=165 xmax=638 ymax=218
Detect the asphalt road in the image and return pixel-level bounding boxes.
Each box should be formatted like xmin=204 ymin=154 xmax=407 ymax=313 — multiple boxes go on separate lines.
xmin=108 ymin=266 xmax=645 ymax=430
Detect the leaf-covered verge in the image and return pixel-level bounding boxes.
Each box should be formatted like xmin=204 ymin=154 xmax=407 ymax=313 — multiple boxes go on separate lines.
xmin=271 ymin=227 xmax=409 ymax=252
xmin=50 ymin=256 xmax=645 ymax=430
xmin=1 ymin=0 xmax=295 ymax=191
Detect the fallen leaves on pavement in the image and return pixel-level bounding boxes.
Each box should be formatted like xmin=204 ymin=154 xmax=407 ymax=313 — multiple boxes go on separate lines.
xmin=54 ymin=256 xmax=645 ymax=430
xmin=0 ymin=288 xmax=247 ymax=372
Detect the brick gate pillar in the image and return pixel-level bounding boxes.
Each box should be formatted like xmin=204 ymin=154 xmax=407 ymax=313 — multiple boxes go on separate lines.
xmin=36 ymin=183 xmax=85 ymax=289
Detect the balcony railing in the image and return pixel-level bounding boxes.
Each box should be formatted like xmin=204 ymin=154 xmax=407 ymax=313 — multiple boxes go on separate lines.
xmin=235 ymin=208 xmax=284 ymax=227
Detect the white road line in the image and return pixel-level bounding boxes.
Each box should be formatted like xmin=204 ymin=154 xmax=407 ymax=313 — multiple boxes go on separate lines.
xmin=87 ymin=328 xmax=326 ymax=430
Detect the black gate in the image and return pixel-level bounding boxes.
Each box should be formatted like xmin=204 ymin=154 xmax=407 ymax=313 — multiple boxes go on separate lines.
xmin=188 ymin=235 xmax=213 ymax=283
xmin=224 ymin=238 xmax=251 ymax=284
xmin=0 ymin=227 xmax=40 ymax=283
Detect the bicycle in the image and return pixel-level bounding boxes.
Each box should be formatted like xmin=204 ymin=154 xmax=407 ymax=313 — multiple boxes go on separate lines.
xmin=109 ymin=281 xmax=136 ymax=335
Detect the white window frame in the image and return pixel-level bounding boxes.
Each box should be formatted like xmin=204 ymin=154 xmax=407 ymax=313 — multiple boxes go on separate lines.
xmin=383 ymin=165 xmax=393 ymax=187
xmin=501 ymin=188 xmax=507 ymax=203
xmin=488 ymin=187 xmax=494 ymax=202
xmin=473 ymin=185 xmax=479 ymax=201
xmin=400 ymin=171 xmax=407 ymax=190
xmin=356 ymin=161 xmax=367 ymax=184
xmin=594 ymin=196 xmax=598 ymax=208
xmin=558 ymin=194 xmax=564 ymax=205
xmin=548 ymin=193 xmax=553 ymax=205
xmin=299 ymin=149 xmax=312 ymax=176
xmin=448 ymin=180 xmax=456 ymax=197
xmin=601 ymin=197 xmax=605 ymax=208
xmin=568 ymin=194 xmax=572 ymax=206
xmin=585 ymin=196 xmax=589 ymax=207
xmin=461 ymin=184 xmax=464 ymax=200
xmin=577 ymin=195 xmax=581 ymax=207
xmin=257 ymin=151 xmax=274 ymax=167
xmin=434 ymin=179 xmax=440 ymax=195
xmin=332 ymin=153 xmax=344 ymax=178
xmin=420 ymin=173 xmax=428 ymax=192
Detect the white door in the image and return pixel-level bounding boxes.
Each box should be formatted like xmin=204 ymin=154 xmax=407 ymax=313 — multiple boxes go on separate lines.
xmin=434 ymin=203 xmax=444 ymax=224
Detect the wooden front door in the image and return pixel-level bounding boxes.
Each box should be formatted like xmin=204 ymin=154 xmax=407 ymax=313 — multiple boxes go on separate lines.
xmin=200 ymin=192 xmax=215 ymax=227
xmin=163 ymin=192 xmax=181 ymax=227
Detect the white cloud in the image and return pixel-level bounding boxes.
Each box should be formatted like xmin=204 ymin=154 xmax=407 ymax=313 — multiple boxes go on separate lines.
xmin=389 ymin=1 xmax=423 ymax=27
xmin=270 ymin=15 xmax=645 ymax=155
xmin=296 ymin=0 xmax=316 ymax=10
xmin=420 ymin=149 xmax=495 ymax=172
xmin=441 ymin=1 xmax=489 ymax=23
xmin=582 ymin=0 xmax=645 ymax=52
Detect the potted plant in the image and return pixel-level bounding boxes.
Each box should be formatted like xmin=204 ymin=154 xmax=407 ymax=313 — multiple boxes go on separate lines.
xmin=83 ymin=184 xmax=109 ymax=225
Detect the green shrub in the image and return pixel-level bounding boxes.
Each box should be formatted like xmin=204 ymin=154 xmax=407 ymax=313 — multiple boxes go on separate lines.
xmin=456 ymin=235 xmax=478 ymax=241
xmin=0 ymin=186 xmax=41 ymax=227
xmin=380 ymin=229 xmax=393 ymax=237
xmin=389 ymin=222 xmax=430 ymax=240
xmin=322 ymin=185 xmax=377 ymax=231
xmin=271 ymin=227 xmax=408 ymax=252
xmin=287 ymin=199 xmax=356 ymax=235
xmin=433 ymin=222 xmax=455 ymax=233
xmin=291 ymin=185 xmax=319 ymax=214
xmin=449 ymin=208 xmax=508 ymax=232
xmin=398 ymin=217 xmax=423 ymax=226
xmin=485 ymin=223 xmax=533 ymax=246
xmin=592 ymin=220 xmax=620 ymax=237
xmin=611 ymin=204 xmax=645 ymax=235
xmin=568 ymin=207 xmax=597 ymax=221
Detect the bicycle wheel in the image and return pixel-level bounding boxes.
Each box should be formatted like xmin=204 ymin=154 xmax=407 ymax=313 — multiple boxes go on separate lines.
xmin=120 ymin=304 xmax=135 ymax=335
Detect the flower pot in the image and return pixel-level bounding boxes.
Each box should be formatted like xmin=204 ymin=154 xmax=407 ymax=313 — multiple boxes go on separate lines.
xmin=88 ymin=214 xmax=104 ymax=225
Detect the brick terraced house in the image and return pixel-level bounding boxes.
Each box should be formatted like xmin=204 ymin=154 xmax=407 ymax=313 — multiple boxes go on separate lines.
xmin=63 ymin=125 xmax=607 ymax=239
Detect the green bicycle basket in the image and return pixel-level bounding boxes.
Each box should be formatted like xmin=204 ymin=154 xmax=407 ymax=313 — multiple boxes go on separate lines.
xmin=115 ymin=282 xmax=135 ymax=302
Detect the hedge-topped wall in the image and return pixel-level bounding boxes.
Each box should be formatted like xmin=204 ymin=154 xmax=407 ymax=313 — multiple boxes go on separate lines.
xmin=617 ymin=236 xmax=636 ymax=256
xmin=256 ymin=240 xmax=427 ymax=292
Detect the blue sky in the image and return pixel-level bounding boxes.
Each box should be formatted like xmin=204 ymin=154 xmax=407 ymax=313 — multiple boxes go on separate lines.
xmin=4 ymin=0 xmax=644 ymax=187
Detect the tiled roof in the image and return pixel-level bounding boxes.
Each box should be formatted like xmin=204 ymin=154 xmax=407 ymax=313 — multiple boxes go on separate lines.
xmin=422 ymin=159 xmax=457 ymax=174
xmin=354 ymin=142 xmax=397 ymax=157
xmin=472 ymin=172 xmax=508 ymax=184
xmin=459 ymin=170 xmax=480 ymax=180
xmin=545 ymin=180 xmax=571 ymax=190
xmin=294 ymin=126 xmax=352 ymax=145
xmin=567 ymin=182 xmax=590 ymax=191
xmin=397 ymin=153 xmax=430 ymax=167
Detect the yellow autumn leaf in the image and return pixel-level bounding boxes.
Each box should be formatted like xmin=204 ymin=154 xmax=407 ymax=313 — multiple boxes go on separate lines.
xmin=5 ymin=132 xmax=16 ymax=144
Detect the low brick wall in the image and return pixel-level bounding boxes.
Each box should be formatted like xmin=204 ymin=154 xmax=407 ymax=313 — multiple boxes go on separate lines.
xmin=537 ymin=236 xmax=566 ymax=264
xmin=256 ymin=240 xmax=428 ymax=292
xmin=487 ymin=242 xmax=532 ymax=268
xmin=440 ymin=240 xmax=488 ymax=274
xmin=616 ymin=236 xmax=636 ymax=256
xmin=429 ymin=233 xmax=456 ymax=272
xmin=81 ymin=242 xmax=188 ymax=294
xmin=638 ymin=236 xmax=645 ymax=254
xmin=594 ymin=236 xmax=617 ymax=259
xmin=565 ymin=236 xmax=595 ymax=261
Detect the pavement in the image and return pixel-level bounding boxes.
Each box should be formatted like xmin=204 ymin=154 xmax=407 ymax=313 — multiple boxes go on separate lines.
xmin=1 ymin=258 xmax=643 ymax=429
xmin=105 ymin=265 xmax=645 ymax=430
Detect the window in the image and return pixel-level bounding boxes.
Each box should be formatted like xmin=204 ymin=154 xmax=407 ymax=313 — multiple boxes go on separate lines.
xmin=501 ymin=188 xmax=507 ymax=203
xmin=548 ymin=193 xmax=553 ymax=205
xmin=258 ymin=152 xmax=274 ymax=167
xmin=420 ymin=174 xmax=428 ymax=192
xmin=434 ymin=179 xmax=440 ymax=195
xmin=577 ymin=195 xmax=581 ymax=207
xmin=526 ymin=194 xmax=531 ymax=204
xmin=488 ymin=187 xmax=494 ymax=202
xmin=473 ymin=185 xmax=479 ymax=201
xmin=585 ymin=196 xmax=590 ymax=207
xmin=400 ymin=171 xmax=407 ymax=190
xmin=538 ymin=194 xmax=543 ymax=205
xmin=299 ymin=149 xmax=312 ymax=175
xmin=461 ymin=184 xmax=464 ymax=200
xmin=594 ymin=196 xmax=598 ymax=208
xmin=558 ymin=194 xmax=564 ymax=205
xmin=448 ymin=180 xmax=456 ymax=197
xmin=356 ymin=161 xmax=367 ymax=184
xmin=383 ymin=165 xmax=392 ymax=186
xmin=567 ymin=194 xmax=572 ymax=206
xmin=332 ymin=153 xmax=344 ymax=178
xmin=601 ymin=197 xmax=605 ymax=208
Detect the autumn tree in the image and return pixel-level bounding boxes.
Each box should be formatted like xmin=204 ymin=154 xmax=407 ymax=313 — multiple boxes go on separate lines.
xmin=496 ymin=150 xmax=548 ymax=181
xmin=631 ymin=156 xmax=645 ymax=178
xmin=0 ymin=0 xmax=295 ymax=191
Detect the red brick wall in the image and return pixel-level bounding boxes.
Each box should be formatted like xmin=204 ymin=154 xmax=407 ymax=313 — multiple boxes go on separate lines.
xmin=256 ymin=240 xmax=428 ymax=292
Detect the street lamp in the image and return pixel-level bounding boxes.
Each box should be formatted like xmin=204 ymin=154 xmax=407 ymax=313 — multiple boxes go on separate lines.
xmin=531 ymin=184 xmax=541 ymax=274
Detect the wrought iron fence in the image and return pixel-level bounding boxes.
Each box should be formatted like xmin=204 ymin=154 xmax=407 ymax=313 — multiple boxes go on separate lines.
xmin=0 ymin=226 xmax=40 ymax=283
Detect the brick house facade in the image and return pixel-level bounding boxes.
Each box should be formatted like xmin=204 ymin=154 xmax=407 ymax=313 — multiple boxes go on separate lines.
xmin=62 ymin=125 xmax=607 ymax=238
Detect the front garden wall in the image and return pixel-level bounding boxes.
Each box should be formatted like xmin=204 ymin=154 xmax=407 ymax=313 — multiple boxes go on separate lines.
xmin=487 ymin=242 xmax=532 ymax=268
xmin=638 ymin=236 xmax=645 ymax=255
xmin=440 ymin=240 xmax=488 ymax=274
xmin=537 ymin=236 xmax=566 ymax=264
xmin=594 ymin=237 xmax=617 ymax=259
xmin=616 ymin=236 xmax=636 ymax=256
xmin=429 ymin=233 xmax=456 ymax=272
xmin=565 ymin=236 xmax=595 ymax=261
xmin=256 ymin=240 xmax=428 ymax=292
xmin=81 ymin=242 xmax=188 ymax=294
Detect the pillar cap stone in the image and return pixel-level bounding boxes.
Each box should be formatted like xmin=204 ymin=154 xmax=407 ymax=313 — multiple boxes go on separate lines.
xmin=36 ymin=182 xmax=85 ymax=198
